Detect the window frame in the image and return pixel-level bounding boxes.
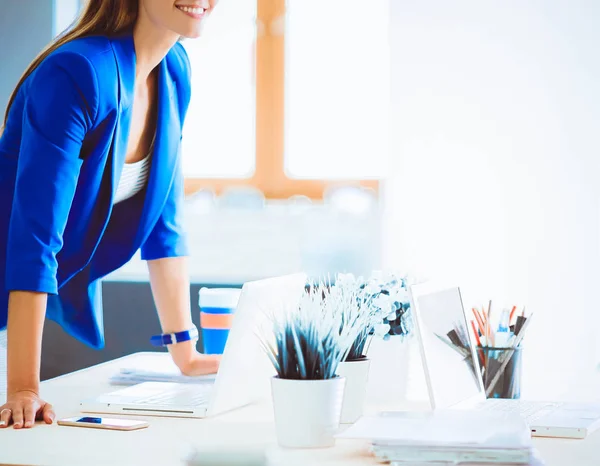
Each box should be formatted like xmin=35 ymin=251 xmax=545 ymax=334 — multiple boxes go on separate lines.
xmin=183 ymin=0 xmax=380 ymax=200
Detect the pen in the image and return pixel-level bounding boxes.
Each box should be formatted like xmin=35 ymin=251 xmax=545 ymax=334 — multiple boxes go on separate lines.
xmin=515 ymin=315 xmax=527 ymax=336
xmin=496 ymin=309 xmax=510 ymax=347
xmin=514 ymin=307 xmax=528 ymax=336
xmin=486 ymin=314 xmax=533 ymax=397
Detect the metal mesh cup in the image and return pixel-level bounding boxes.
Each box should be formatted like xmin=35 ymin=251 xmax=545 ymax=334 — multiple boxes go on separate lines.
xmin=477 ymin=346 xmax=523 ymax=399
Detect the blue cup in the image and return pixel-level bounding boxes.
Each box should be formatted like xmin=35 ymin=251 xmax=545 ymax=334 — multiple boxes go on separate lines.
xmin=198 ymin=288 xmax=241 ymax=355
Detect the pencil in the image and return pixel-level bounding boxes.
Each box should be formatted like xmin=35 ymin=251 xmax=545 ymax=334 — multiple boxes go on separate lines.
xmin=471 ymin=320 xmax=481 ymax=346
xmin=472 ymin=308 xmax=485 ymax=334
xmin=487 ymin=301 xmax=493 ymax=346
xmin=509 ymin=305 xmax=517 ymax=324
xmin=485 ymin=314 xmax=533 ymax=397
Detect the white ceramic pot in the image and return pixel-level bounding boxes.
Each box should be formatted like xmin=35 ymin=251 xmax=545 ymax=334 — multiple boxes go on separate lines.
xmin=336 ymin=358 xmax=371 ymax=424
xmin=270 ymin=376 xmax=345 ymax=448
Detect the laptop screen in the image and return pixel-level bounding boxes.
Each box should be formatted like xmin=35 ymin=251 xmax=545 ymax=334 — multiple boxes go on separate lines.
xmin=412 ymin=286 xmax=484 ymax=409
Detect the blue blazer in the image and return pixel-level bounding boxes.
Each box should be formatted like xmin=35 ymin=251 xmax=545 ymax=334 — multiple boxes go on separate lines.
xmin=0 ymin=34 xmax=190 ymax=348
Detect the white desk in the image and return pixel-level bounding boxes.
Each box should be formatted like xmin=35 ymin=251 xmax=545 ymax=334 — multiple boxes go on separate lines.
xmin=0 ymin=353 xmax=598 ymax=466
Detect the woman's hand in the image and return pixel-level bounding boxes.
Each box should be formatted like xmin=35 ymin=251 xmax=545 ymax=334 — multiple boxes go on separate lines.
xmin=0 ymin=390 xmax=55 ymax=429
xmin=146 ymin=257 xmax=221 ymax=377
xmin=173 ymin=348 xmax=221 ymax=376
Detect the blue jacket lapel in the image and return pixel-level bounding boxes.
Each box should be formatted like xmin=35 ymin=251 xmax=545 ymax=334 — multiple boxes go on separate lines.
xmin=134 ymin=57 xmax=181 ymax=245
xmin=109 ymin=34 xmax=180 ymax=247
xmin=109 ymin=34 xmax=136 ymax=201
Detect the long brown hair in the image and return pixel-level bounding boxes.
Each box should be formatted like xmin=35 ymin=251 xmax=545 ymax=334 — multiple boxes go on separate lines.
xmin=2 ymin=0 xmax=139 ymax=127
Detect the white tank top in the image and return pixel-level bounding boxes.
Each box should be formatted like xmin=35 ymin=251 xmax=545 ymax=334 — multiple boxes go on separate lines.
xmin=113 ymin=137 xmax=154 ymax=204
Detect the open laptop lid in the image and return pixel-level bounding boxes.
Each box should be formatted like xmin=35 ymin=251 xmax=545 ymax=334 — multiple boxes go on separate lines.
xmin=409 ymin=281 xmax=486 ymax=410
xmin=206 ymin=273 xmax=307 ymax=416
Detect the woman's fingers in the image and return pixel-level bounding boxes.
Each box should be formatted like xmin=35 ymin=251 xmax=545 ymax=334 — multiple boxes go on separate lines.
xmin=23 ymin=404 xmax=36 ymax=428
xmin=0 ymin=406 xmax=12 ymax=427
xmin=12 ymin=405 xmax=24 ymax=429
xmin=0 ymin=390 xmax=55 ymax=429
xmin=0 ymin=394 xmax=54 ymax=429
xmin=42 ymin=403 xmax=55 ymax=424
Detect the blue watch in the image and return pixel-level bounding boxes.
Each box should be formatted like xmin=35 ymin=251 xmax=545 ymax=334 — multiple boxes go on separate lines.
xmin=150 ymin=326 xmax=199 ymax=347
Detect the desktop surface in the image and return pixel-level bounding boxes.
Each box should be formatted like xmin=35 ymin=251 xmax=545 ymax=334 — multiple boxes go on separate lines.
xmin=0 ymin=352 xmax=599 ymax=466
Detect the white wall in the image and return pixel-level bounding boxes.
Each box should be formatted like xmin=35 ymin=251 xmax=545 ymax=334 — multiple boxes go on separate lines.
xmin=53 ymin=0 xmax=81 ymax=35
xmin=0 ymin=1 xmax=82 ymax=115
xmin=385 ymin=1 xmax=600 ymax=399
xmin=0 ymin=0 xmax=54 ymax=115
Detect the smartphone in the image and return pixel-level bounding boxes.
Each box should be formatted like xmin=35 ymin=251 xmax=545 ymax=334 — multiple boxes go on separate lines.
xmin=57 ymin=416 xmax=149 ymax=431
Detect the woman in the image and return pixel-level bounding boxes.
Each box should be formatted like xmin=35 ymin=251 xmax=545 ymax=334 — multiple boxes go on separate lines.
xmin=0 ymin=0 xmax=220 ymax=429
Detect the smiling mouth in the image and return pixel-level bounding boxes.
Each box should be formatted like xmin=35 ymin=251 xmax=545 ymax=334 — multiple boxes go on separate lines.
xmin=176 ymin=5 xmax=207 ymax=18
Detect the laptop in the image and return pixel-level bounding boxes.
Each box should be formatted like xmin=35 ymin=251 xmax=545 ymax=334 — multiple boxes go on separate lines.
xmin=408 ymin=281 xmax=600 ymax=439
xmin=80 ymin=273 xmax=307 ymax=418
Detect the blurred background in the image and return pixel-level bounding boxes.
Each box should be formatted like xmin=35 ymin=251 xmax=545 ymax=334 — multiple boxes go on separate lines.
xmin=1 ymin=0 xmax=599 ymax=401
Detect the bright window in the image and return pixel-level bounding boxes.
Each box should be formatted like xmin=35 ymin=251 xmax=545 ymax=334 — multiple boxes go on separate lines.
xmin=182 ymin=0 xmax=385 ymax=199
xmin=284 ymin=0 xmax=390 ymax=179
xmin=181 ymin=0 xmax=257 ymax=178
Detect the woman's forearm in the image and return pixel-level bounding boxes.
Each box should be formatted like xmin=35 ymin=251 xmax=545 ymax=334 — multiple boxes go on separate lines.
xmin=147 ymin=257 xmax=196 ymax=366
xmin=7 ymin=291 xmax=47 ymax=394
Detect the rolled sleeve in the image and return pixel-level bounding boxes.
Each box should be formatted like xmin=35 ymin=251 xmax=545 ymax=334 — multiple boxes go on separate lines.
xmin=5 ymin=52 xmax=98 ymax=294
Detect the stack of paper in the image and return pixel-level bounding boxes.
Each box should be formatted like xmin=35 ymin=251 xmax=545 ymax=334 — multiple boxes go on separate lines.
xmin=110 ymin=353 xmax=216 ymax=385
xmin=337 ymin=410 xmax=543 ymax=465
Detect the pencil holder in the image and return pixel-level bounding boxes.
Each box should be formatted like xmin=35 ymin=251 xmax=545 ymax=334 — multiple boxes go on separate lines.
xmin=477 ymin=346 xmax=522 ymax=399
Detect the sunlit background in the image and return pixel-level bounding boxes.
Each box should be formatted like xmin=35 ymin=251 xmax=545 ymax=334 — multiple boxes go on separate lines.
xmin=0 ymin=0 xmax=599 ymax=402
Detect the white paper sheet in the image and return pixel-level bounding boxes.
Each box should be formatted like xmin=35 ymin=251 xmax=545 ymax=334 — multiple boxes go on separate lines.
xmin=110 ymin=352 xmax=216 ymax=385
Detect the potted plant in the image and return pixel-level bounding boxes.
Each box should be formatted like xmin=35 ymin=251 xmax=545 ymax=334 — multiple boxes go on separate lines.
xmin=335 ymin=273 xmax=412 ymax=423
xmin=259 ymin=281 xmax=364 ymax=448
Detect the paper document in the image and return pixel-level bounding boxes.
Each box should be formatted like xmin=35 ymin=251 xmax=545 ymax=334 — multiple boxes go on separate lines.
xmin=337 ymin=410 xmax=532 ymax=449
xmin=389 ymin=447 xmax=545 ymax=466
xmin=376 ymin=444 xmax=534 ymax=464
xmin=110 ymin=352 xmax=217 ymax=385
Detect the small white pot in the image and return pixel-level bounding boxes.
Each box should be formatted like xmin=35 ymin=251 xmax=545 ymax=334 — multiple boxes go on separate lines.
xmin=366 ymin=336 xmax=411 ymax=406
xmin=336 ymin=358 xmax=371 ymax=424
xmin=271 ymin=376 xmax=345 ymax=448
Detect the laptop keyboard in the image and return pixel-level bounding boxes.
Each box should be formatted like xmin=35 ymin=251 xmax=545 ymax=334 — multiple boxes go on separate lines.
xmin=135 ymin=386 xmax=213 ymax=407
xmin=479 ymin=399 xmax=562 ymax=422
